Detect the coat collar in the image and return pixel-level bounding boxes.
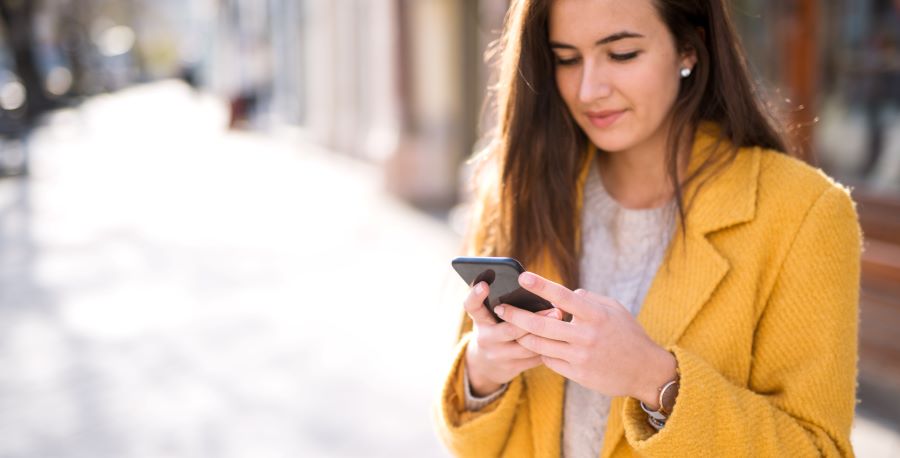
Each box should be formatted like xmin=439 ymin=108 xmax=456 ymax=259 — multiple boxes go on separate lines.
xmin=636 ymin=122 xmax=761 ymax=344
xmin=526 ymin=122 xmax=762 ymax=457
xmin=680 ymin=121 xmax=760 ymax=235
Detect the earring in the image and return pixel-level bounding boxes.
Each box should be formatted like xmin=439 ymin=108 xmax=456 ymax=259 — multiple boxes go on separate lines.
xmin=680 ymin=67 xmax=692 ymax=78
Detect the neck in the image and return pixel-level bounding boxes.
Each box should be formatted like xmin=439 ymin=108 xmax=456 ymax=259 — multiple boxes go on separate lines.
xmin=597 ymin=121 xmax=691 ymax=209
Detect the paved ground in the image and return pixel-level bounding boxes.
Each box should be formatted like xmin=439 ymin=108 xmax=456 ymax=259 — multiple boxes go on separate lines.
xmin=0 ymin=81 xmax=896 ymax=457
xmin=0 ymin=81 xmax=463 ymax=458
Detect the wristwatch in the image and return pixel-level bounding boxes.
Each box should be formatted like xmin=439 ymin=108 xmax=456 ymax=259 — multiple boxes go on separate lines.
xmin=640 ymin=361 xmax=681 ymax=428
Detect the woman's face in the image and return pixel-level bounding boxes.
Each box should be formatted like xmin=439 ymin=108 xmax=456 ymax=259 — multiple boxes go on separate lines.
xmin=548 ymin=0 xmax=696 ymax=153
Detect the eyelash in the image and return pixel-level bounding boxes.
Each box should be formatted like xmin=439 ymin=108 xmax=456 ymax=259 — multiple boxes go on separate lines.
xmin=554 ymin=51 xmax=640 ymax=66
xmin=611 ymin=51 xmax=640 ymax=62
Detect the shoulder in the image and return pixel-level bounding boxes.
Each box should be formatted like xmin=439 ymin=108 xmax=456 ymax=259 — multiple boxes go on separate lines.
xmin=752 ymin=148 xmax=858 ymax=226
xmin=686 ymin=140 xmax=857 ymax=238
xmin=723 ymin=147 xmax=862 ymax=271
xmin=705 ymin=146 xmax=861 ymax=309
xmin=755 ymin=148 xmax=848 ymax=200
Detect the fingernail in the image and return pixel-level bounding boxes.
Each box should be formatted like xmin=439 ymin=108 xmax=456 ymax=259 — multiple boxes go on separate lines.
xmin=475 ymin=283 xmax=484 ymax=294
xmin=575 ymin=288 xmax=587 ymax=296
xmin=494 ymin=305 xmax=504 ymax=317
xmin=520 ymin=272 xmax=535 ymax=286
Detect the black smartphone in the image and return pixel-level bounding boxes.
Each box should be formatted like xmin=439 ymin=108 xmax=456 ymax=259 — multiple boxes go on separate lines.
xmin=451 ymin=256 xmax=553 ymax=322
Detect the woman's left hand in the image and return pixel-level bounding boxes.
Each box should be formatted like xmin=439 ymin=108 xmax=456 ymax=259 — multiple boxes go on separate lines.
xmin=494 ymin=271 xmax=678 ymax=409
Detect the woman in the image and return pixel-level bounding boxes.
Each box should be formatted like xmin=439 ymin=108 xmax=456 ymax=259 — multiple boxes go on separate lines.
xmin=434 ymin=0 xmax=861 ymax=457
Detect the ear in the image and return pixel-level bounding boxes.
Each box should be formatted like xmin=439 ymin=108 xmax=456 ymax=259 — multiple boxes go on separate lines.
xmin=680 ymin=50 xmax=698 ymax=73
xmin=679 ymin=27 xmax=705 ymax=72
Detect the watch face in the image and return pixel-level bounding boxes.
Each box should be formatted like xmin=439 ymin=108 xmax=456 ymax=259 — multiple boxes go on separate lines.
xmin=661 ymin=381 xmax=680 ymax=416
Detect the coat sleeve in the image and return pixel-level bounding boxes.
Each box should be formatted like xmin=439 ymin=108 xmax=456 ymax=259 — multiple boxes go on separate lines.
xmin=622 ymin=185 xmax=861 ymax=457
xmin=433 ymin=315 xmax=527 ymax=457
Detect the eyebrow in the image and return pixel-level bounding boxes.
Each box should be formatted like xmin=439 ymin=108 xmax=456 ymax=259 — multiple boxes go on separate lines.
xmin=549 ymin=31 xmax=645 ymax=49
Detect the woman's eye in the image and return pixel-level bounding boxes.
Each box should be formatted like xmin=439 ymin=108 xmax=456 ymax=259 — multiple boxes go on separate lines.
xmin=554 ymin=56 xmax=580 ymax=66
xmin=610 ymin=51 xmax=639 ymax=62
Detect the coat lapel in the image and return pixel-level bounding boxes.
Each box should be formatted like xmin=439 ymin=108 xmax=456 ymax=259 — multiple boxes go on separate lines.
xmin=599 ymin=125 xmax=761 ymax=457
xmin=637 ymin=125 xmax=761 ymax=346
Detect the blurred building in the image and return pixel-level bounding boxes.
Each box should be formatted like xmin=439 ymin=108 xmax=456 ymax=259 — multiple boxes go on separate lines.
xmin=192 ymin=0 xmax=502 ymax=210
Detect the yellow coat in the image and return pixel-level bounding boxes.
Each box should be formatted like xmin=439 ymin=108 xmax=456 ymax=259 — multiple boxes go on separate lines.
xmin=434 ymin=125 xmax=862 ymax=457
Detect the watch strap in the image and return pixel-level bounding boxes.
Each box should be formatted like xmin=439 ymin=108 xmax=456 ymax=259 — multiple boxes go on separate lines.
xmin=640 ymin=400 xmax=669 ymax=421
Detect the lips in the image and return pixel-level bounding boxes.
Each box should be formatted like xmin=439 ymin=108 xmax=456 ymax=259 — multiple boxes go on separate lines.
xmin=585 ymin=109 xmax=626 ymax=128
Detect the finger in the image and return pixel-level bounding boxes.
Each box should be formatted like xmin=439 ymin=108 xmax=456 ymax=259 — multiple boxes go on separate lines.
xmin=494 ymin=303 xmax=576 ymax=342
xmin=538 ymin=307 xmax=563 ymax=320
xmin=490 ymin=341 xmax=539 ymax=360
xmin=540 ymin=355 xmax=576 ymax=379
xmin=518 ymin=272 xmax=597 ymax=320
xmin=516 ymin=333 xmax=572 ymax=360
xmin=512 ymin=355 xmax=543 ymax=373
xmin=464 ymin=282 xmax=496 ymax=325
xmin=541 ymin=307 xmax=571 ymax=323
xmin=573 ymin=288 xmax=620 ymax=311
xmin=484 ymin=321 xmax=529 ymax=342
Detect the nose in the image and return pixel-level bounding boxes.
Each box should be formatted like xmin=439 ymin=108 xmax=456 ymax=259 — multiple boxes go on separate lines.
xmin=578 ymin=59 xmax=613 ymax=103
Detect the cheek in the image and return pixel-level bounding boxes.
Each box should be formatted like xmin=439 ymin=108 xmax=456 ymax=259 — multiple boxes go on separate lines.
xmin=621 ymin=61 xmax=680 ymax=121
xmin=555 ymin=68 xmax=580 ymax=109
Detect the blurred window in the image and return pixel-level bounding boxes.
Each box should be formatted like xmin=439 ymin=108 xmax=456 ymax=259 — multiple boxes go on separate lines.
xmin=733 ymin=0 xmax=900 ymax=193
xmin=0 ymin=20 xmax=13 ymax=72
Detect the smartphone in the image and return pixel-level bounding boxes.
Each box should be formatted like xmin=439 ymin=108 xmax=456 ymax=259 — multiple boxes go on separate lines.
xmin=451 ymin=256 xmax=553 ymax=322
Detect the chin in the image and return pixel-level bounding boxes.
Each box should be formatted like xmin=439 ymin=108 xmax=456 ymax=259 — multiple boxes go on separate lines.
xmin=584 ymin=130 xmax=635 ymax=153
xmin=577 ymin=117 xmax=640 ymax=153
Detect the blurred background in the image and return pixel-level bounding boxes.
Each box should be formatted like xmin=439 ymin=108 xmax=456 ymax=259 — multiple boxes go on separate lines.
xmin=0 ymin=0 xmax=896 ymax=457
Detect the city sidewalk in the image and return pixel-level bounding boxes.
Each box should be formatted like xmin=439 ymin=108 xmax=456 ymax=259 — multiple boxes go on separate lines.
xmin=0 ymin=80 xmax=462 ymax=458
xmin=0 ymin=81 xmax=896 ymax=457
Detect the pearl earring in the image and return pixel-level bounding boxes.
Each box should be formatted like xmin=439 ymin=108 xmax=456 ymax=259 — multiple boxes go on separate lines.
xmin=680 ymin=67 xmax=692 ymax=78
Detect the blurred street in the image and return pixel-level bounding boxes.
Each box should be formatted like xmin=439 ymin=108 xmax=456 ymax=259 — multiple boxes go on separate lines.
xmin=0 ymin=80 xmax=464 ymax=458
xmin=0 ymin=81 xmax=897 ymax=457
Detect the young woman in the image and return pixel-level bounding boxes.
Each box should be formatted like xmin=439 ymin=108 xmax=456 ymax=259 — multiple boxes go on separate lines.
xmin=434 ymin=0 xmax=861 ymax=457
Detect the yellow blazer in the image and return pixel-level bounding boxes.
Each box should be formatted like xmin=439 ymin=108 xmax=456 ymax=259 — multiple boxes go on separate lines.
xmin=434 ymin=124 xmax=862 ymax=457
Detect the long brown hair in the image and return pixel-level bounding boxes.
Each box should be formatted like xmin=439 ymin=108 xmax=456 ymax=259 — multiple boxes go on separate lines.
xmin=465 ymin=0 xmax=788 ymax=288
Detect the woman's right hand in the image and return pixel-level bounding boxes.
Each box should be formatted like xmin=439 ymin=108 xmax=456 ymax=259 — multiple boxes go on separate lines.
xmin=463 ymin=281 xmax=562 ymax=396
